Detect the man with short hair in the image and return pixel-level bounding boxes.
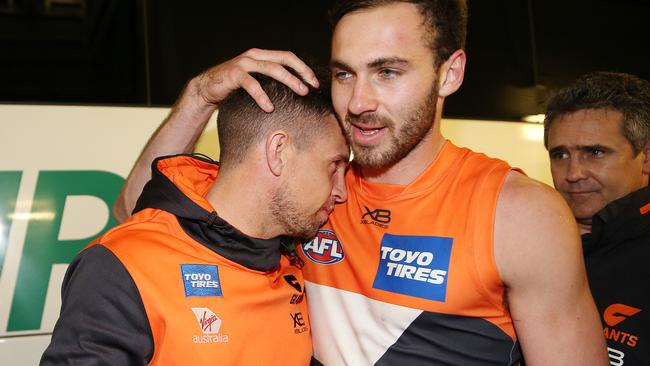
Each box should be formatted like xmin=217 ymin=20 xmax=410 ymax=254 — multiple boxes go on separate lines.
xmin=114 ymin=1 xmax=608 ymax=364
xmin=41 ymin=73 xmax=349 ymax=365
xmin=545 ymin=71 xmax=650 ymax=366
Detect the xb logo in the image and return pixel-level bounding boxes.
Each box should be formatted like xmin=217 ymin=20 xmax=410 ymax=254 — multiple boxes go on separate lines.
xmin=362 ymin=206 xmax=391 ymax=224
xmin=604 ymin=303 xmax=641 ymax=327
xmin=291 ymin=312 xmax=306 ymax=327
xmin=291 ymin=311 xmax=308 ymax=334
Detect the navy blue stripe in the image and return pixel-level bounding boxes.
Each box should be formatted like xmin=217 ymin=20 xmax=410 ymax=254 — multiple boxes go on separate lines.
xmin=375 ymin=311 xmax=521 ymax=366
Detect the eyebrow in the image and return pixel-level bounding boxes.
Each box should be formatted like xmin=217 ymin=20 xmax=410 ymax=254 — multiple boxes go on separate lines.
xmin=548 ymin=144 xmax=611 ymax=154
xmin=330 ymin=57 xmax=410 ymax=71
xmin=548 ymin=146 xmax=567 ymax=155
xmin=579 ymin=144 xmax=612 ymax=152
xmin=367 ymin=57 xmax=409 ymax=69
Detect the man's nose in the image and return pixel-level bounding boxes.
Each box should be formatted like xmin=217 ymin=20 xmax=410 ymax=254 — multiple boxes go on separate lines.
xmin=566 ymin=157 xmax=588 ymax=182
xmin=347 ymin=77 xmax=378 ymax=116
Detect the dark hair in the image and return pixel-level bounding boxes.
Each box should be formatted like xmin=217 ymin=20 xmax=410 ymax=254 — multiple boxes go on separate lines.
xmin=217 ymin=71 xmax=334 ymax=167
xmin=329 ymin=0 xmax=468 ymax=67
xmin=544 ymin=72 xmax=650 ymax=154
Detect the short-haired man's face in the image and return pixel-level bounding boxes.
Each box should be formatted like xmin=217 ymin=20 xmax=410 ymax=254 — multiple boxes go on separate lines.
xmin=330 ymin=2 xmax=439 ymax=168
xmin=548 ymin=108 xmax=649 ymax=227
xmin=271 ymin=114 xmax=350 ymax=240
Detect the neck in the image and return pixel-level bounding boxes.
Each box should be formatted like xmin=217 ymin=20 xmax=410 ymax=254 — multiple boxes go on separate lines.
xmin=360 ymin=123 xmax=445 ymax=185
xmin=205 ymin=166 xmax=279 ymax=239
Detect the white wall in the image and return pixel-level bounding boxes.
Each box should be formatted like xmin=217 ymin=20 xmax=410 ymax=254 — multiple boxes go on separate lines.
xmin=441 ymin=118 xmax=551 ymax=185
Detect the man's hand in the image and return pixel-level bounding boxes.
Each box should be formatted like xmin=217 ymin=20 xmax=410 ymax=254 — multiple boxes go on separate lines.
xmin=187 ymin=48 xmax=319 ymax=112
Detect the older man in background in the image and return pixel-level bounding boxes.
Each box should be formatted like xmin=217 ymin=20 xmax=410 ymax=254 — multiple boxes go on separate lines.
xmin=545 ymin=71 xmax=650 ymax=366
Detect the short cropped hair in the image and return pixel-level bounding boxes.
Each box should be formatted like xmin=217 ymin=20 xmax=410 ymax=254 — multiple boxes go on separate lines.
xmin=329 ymin=0 xmax=468 ymax=68
xmin=217 ymin=71 xmax=334 ymax=167
xmin=544 ymin=72 xmax=650 ymax=154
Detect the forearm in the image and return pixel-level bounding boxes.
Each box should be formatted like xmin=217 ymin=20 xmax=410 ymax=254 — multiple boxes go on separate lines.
xmin=511 ymin=285 xmax=608 ymax=365
xmin=553 ymin=296 xmax=608 ymax=365
xmin=113 ymin=78 xmax=215 ymax=222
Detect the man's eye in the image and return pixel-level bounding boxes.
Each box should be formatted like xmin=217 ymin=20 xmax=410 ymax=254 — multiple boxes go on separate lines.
xmin=333 ymin=71 xmax=351 ymax=80
xmin=550 ymin=151 xmax=568 ymax=160
xmin=378 ymin=69 xmax=399 ymax=79
xmin=331 ymin=160 xmax=347 ymax=176
xmin=589 ymin=148 xmax=605 ymax=157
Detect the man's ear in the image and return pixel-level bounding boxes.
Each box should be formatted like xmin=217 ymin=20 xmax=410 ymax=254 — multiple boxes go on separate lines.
xmin=437 ymin=49 xmax=466 ymax=98
xmin=642 ymin=139 xmax=650 ymax=175
xmin=266 ymin=130 xmax=290 ymax=176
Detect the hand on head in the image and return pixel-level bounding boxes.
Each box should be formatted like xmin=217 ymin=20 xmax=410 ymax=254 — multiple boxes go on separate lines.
xmin=189 ymin=48 xmax=320 ymax=112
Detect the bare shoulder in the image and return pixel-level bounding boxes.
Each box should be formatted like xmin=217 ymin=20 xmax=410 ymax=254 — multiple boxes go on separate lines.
xmin=498 ymin=171 xmax=570 ymax=215
xmin=494 ymin=171 xmax=584 ymax=287
xmin=497 ymin=171 xmax=577 ymax=237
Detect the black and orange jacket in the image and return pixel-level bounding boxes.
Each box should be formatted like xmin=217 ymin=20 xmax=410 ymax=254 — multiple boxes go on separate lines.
xmin=583 ymin=186 xmax=650 ymax=366
xmin=41 ymin=155 xmax=311 ymax=365
xmin=300 ymin=141 xmax=522 ymax=365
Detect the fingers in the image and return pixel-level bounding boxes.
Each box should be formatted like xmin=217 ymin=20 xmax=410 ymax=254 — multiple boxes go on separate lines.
xmin=243 ymin=48 xmax=319 ymax=88
xmin=236 ymin=73 xmax=273 ymax=112
xmin=194 ymin=48 xmax=321 ymax=113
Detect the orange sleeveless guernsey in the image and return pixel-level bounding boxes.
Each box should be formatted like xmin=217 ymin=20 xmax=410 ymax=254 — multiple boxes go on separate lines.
xmin=300 ymin=141 xmax=522 ymax=365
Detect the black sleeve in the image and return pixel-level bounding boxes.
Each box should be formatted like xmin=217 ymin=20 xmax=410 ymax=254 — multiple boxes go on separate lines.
xmin=40 ymin=244 xmax=154 ymax=366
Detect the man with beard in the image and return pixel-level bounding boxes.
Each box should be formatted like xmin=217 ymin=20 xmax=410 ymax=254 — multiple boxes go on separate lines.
xmin=41 ymin=73 xmax=349 ymax=365
xmin=113 ymin=1 xmax=608 ymax=365
xmin=544 ymin=72 xmax=650 ymax=366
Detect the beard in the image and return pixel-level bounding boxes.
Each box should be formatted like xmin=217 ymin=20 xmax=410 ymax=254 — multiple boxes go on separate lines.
xmin=343 ymin=81 xmax=439 ymax=168
xmin=270 ymin=182 xmax=332 ymax=241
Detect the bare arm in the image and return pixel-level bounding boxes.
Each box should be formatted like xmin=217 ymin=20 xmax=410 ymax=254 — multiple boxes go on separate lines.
xmin=494 ymin=172 xmax=608 ymax=365
xmin=112 ymin=48 xmax=318 ymax=222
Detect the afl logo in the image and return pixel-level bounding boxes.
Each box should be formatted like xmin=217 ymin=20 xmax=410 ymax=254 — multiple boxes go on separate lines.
xmin=301 ymin=229 xmax=345 ymax=264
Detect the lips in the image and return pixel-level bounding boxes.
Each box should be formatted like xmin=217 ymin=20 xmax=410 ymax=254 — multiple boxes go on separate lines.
xmin=351 ymin=124 xmax=386 ymax=145
xmin=568 ymin=190 xmax=596 ymax=195
xmin=345 ymin=112 xmax=391 ymax=146
xmin=566 ymin=191 xmax=597 ymax=202
xmin=358 ymin=127 xmax=382 ymax=135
